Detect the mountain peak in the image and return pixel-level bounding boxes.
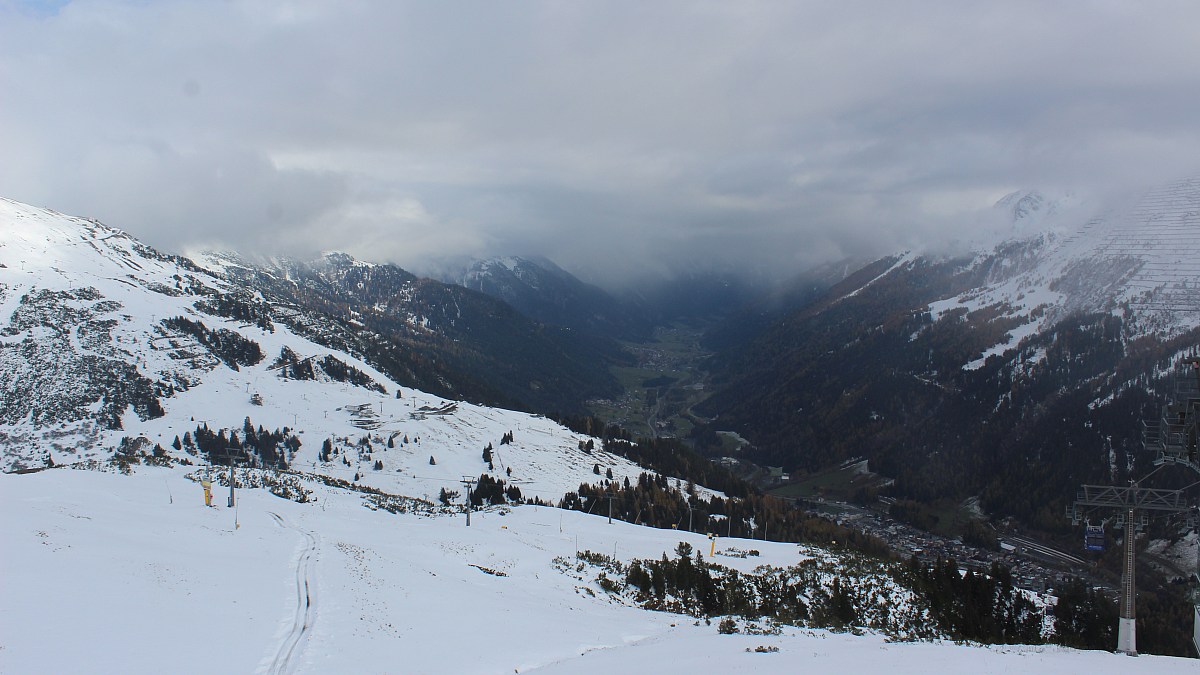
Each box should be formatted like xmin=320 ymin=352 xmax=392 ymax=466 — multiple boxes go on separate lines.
xmin=319 ymin=250 xmax=371 ymax=269
xmin=995 ymin=189 xmax=1047 ymax=221
xmin=991 ymin=189 xmax=1080 ymax=234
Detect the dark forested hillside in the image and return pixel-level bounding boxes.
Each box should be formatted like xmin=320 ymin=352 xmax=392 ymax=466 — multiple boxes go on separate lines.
xmin=695 ymin=252 xmax=1200 ymax=530
xmin=446 ymin=256 xmax=654 ymax=341
xmin=211 ymin=253 xmax=627 ymax=414
xmin=700 ymin=259 xmax=861 ymax=353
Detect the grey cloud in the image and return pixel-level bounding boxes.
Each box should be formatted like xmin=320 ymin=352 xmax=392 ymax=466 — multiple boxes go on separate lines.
xmin=3 ymin=1 xmax=1200 ymax=289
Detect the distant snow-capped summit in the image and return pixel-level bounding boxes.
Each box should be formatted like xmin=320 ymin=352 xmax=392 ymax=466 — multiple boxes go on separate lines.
xmin=995 ymin=189 xmax=1051 ymax=223
xmin=981 ymin=188 xmax=1082 ymax=240
xmin=931 ymin=177 xmax=1200 ymax=355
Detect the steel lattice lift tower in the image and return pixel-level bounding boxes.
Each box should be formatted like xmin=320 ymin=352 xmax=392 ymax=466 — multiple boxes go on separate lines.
xmin=1141 ymin=356 xmax=1200 ymax=657
xmin=1067 ymin=356 xmax=1200 ymax=656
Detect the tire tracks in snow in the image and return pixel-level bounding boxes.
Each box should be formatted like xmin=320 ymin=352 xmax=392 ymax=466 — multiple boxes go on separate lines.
xmin=265 ymin=511 xmax=319 ymax=675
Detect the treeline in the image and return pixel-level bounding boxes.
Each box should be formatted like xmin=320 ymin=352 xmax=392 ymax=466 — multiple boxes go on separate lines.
xmin=901 ymin=557 xmax=1045 ymax=645
xmin=570 ymin=544 xmax=1131 ymax=651
xmin=1050 ymin=577 xmax=1117 ymax=650
xmin=548 ymin=414 xmax=752 ymax=501
xmin=470 ymin=473 xmax=525 ymax=506
xmin=567 ymin=543 xmax=939 ymax=639
xmin=546 ymin=412 xmax=895 ymax=559
xmin=179 ymin=417 xmax=300 ymax=470
xmin=162 ymin=316 xmax=264 ymax=371
xmin=559 ymin=472 xmax=889 ymax=557
xmin=195 ymin=293 xmax=275 ymax=333
xmin=550 ymin=413 xmax=633 ymax=442
xmin=603 ymin=437 xmax=751 ymax=500
xmin=271 ymin=346 xmax=386 ymax=393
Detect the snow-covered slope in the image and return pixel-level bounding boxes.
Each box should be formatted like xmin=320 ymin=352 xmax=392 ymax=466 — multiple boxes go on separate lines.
xmin=191 ymin=247 xmax=625 ymax=414
xmin=3 ymin=466 xmax=1194 ymax=674
xmin=928 ymin=178 xmax=1200 ymax=367
xmin=0 ymin=198 xmax=644 ymax=503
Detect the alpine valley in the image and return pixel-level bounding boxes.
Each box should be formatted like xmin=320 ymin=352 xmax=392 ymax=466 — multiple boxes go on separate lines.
xmin=2 ymin=189 xmax=1199 ymax=672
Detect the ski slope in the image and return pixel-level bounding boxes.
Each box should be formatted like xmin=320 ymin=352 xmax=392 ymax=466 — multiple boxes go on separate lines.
xmin=2 ymin=466 xmax=1195 ymax=674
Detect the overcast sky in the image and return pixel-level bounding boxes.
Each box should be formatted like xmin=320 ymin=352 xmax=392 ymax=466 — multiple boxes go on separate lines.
xmin=3 ymin=1 xmax=1200 ymax=287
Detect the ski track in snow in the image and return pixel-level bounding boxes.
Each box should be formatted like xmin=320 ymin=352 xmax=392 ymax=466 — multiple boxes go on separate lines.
xmin=263 ymin=511 xmax=319 ymax=675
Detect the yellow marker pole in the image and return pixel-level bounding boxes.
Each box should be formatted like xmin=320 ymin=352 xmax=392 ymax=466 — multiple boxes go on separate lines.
xmin=201 ymin=479 xmax=213 ymax=507
xmin=709 ymin=533 xmax=716 ymax=557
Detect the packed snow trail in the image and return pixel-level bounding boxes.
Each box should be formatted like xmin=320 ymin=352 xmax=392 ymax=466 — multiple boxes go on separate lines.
xmin=264 ymin=512 xmax=319 ymax=675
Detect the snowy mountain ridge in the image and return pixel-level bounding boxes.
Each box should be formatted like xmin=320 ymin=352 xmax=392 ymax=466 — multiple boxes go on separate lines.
xmin=920 ymin=178 xmax=1200 ymax=369
xmin=0 ymin=197 xmax=644 ymax=504
xmin=694 ymin=178 xmax=1200 ymax=540
xmin=461 ymin=255 xmax=562 ymax=290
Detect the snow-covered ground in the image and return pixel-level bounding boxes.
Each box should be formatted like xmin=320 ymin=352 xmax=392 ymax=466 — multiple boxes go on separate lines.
xmin=2 ymin=466 xmax=1194 ymax=674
